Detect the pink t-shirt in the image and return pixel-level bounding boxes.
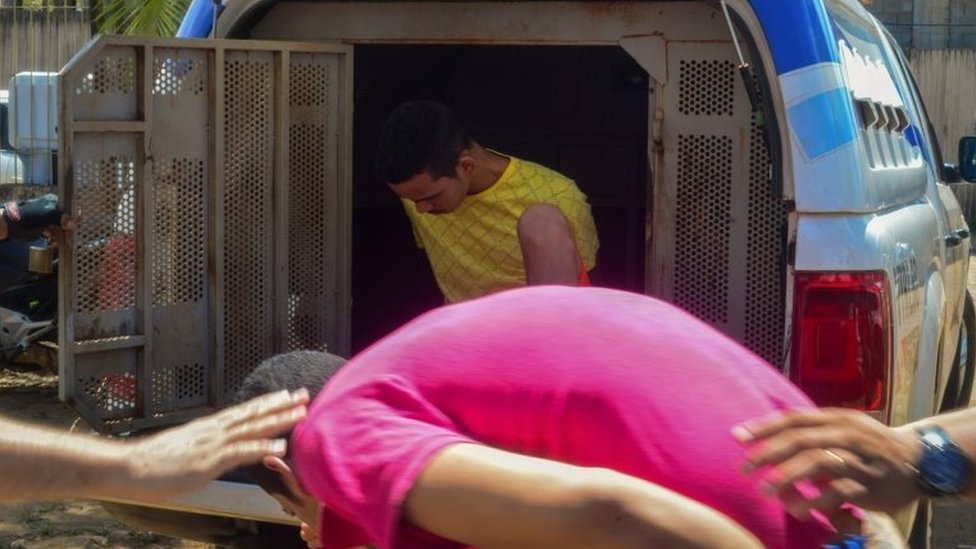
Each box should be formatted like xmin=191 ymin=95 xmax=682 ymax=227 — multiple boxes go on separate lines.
xmin=292 ymin=286 xmax=837 ymax=549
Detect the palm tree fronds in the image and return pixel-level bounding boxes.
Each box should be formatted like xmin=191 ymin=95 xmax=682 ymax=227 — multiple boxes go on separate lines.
xmin=94 ymin=0 xmax=191 ymax=37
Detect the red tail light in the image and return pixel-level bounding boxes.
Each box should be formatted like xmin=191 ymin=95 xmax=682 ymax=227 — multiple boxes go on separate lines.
xmin=790 ymin=272 xmax=891 ymax=411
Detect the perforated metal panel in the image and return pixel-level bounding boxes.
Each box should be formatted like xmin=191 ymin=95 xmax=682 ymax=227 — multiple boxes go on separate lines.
xmin=59 ymin=37 xmax=352 ymax=434
xmin=73 ymin=135 xmax=137 ymax=319
xmin=674 ymin=133 xmax=733 ymax=325
xmin=286 ymin=53 xmax=339 ymax=353
xmin=744 ymin=110 xmax=787 ymax=366
xmin=72 ymin=46 xmax=138 ymax=121
xmin=222 ymin=50 xmax=276 ymax=396
xmin=677 ymin=60 xmax=736 ymax=117
xmin=150 ymin=46 xmax=211 ymax=415
xmin=651 ymin=42 xmax=785 ymax=368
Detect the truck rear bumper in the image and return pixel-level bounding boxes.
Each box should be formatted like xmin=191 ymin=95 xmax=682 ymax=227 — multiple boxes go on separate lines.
xmin=97 ymin=480 xmax=298 ymax=526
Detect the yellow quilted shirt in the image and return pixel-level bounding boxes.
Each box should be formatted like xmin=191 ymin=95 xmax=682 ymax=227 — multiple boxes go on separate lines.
xmin=403 ymin=154 xmax=599 ymax=302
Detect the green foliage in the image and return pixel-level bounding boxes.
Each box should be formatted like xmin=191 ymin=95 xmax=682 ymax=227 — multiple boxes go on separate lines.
xmin=93 ymin=0 xmax=191 ymax=37
xmin=5 ymin=0 xmax=82 ymax=11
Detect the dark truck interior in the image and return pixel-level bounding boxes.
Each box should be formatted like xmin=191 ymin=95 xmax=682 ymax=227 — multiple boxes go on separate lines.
xmin=350 ymin=44 xmax=650 ymax=352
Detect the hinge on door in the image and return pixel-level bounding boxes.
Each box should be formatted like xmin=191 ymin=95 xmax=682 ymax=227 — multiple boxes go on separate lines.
xmin=652 ymin=107 xmax=664 ymax=146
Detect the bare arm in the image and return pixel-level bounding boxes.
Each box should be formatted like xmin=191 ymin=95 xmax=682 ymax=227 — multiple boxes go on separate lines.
xmin=0 ymin=389 xmax=307 ymax=502
xmin=733 ymin=407 xmax=976 ymax=517
xmin=403 ymin=443 xmax=763 ymax=549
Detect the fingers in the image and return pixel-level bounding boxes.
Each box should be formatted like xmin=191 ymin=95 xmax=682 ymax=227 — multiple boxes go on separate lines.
xmin=738 ymin=412 xmax=922 ymax=516
xmin=780 ymin=477 xmax=871 ymax=518
xmin=740 ymin=427 xmax=856 ymax=473
xmin=759 ymin=448 xmax=850 ymax=493
xmin=733 ymin=408 xmax=852 ymax=443
xmin=735 ymin=408 xmax=892 ymax=473
xmin=759 ymin=447 xmax=887 ymax=503
xmin=4 ymin=202 xmax=20 ymax=222
xmin=762 ymin=458 xmax=874 ymax=519
xmin=216 ymin=389 xmax=309 ymax=428
xmin=212 ymin=438 xmax=291 ymax=475
xmin=225 ymin=405 xmax=308 ymax=441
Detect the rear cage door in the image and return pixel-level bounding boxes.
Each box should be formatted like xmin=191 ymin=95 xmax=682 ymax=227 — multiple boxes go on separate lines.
xmin=58 ymin=36 xmax=352 ymax=434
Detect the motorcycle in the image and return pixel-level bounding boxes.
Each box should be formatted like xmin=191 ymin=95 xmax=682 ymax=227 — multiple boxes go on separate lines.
xmin=0 ymin=194 xmax=64 ymax=362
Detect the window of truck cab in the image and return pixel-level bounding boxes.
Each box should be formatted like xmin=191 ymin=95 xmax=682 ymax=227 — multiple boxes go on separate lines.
xmin=882 ymin=29 xmax=950 ymax=179
xmin=825 ymin=0 xmax=944 ymax=174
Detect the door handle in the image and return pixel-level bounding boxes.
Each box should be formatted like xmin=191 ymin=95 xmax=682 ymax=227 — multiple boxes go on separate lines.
xmin=946 ymin=234 xmax=963 ymax=247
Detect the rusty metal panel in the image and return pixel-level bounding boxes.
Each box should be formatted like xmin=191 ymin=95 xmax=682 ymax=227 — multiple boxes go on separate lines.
xmin=71 ymin=45 xmax=139 ymax=122
xmin=651 ymin=40 xmax=785 ymax=367
xmin=150 ymin=47 xmax=211 ymax=414
xmin=59 ymin=36 xmax=352 ymax=434
xmin=71 ymin=132 xmax=140 ymax=338
xmin=246 ymin=2 xmax=722 ymax=45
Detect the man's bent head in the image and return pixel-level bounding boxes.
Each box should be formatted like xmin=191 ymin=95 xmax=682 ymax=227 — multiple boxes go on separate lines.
xmin=375 ymin=100 xmax=472 ymax=185
xmin=232 ymin=350 xmax=347 ymax=528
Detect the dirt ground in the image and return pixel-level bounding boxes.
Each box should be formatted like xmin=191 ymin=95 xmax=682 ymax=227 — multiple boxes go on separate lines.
xmin=0 ymin=352 xmax=214 ymax=549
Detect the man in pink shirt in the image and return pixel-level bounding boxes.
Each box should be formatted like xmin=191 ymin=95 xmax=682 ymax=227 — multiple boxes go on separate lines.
xmin=239 ymin=286 xmax=884 ymax=548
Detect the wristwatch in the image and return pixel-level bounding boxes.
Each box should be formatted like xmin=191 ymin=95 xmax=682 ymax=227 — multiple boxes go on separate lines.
xmin=913 ymin=426 xmax=972 ymax=497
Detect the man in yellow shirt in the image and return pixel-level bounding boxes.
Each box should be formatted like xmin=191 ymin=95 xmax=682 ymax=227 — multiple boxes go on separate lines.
xmin=374 ymin=100 xmax=599 ymax=302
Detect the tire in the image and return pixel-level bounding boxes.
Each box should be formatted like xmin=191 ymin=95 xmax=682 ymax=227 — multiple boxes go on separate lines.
xmin=942 ymin=292 xmax=976 ymax=412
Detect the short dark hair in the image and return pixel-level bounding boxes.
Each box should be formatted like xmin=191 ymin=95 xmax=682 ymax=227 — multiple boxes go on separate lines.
xmin=374 ymin=100 xmax=472 ymax=185
xmin=233 ymin=350 xmax=345 ymax=406
xmin=232 ymin=350 xmax=346 ymax=501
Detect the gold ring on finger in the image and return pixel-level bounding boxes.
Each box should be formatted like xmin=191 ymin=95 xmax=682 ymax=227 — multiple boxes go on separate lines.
xmin=823 ymin=449 xmax=846 ymax=466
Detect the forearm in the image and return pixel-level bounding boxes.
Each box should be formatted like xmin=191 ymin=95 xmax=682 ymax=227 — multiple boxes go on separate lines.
xmin=406 ymin=444 xmax=762 ymax=549
xmin=0 ymin=389 xmax=304 ymax=503
xmin=0 ymin=417 xmax=128 ymax=501
xmin=576 ymin=468 xmax=763 ymax=549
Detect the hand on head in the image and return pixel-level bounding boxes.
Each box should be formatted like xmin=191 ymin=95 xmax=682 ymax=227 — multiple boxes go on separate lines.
xmin=116 ymin=388 xmax=309 ymax=501
xmin=2 ymin=194 xmax=75 ymax=243
xmin=732 ymin=408 xmax=923 ymax=517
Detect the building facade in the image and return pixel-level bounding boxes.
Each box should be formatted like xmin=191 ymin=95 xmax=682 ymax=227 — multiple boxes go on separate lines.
xmin=865 ymin=0 xmax=976 ymax=50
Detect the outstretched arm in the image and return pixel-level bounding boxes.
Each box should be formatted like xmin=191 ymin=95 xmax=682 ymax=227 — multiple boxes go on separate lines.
xmin=403 ymin=443 xmax=763 ymax=549
xmin=0 ymin=388 xmax=308 ymax=502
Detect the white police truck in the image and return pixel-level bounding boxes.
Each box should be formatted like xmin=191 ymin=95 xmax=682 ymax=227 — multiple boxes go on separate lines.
xmin=38 ymin=0 xmax=976 ymax=545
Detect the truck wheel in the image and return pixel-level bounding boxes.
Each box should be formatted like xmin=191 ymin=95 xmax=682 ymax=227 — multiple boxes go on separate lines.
xmin=942 ymin=292 xmax=976 ymax=412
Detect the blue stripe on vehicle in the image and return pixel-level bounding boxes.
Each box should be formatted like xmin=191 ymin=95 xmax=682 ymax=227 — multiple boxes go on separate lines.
xmin=750 ymin=0 xmax=839 ymax=75
xmin=903 ymin=125 xmax=932 ymax=164
xmin=787 ymin=88 xmax=858 ymax=160
xmin=177 ymin=0 xmax=223 ymax=38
